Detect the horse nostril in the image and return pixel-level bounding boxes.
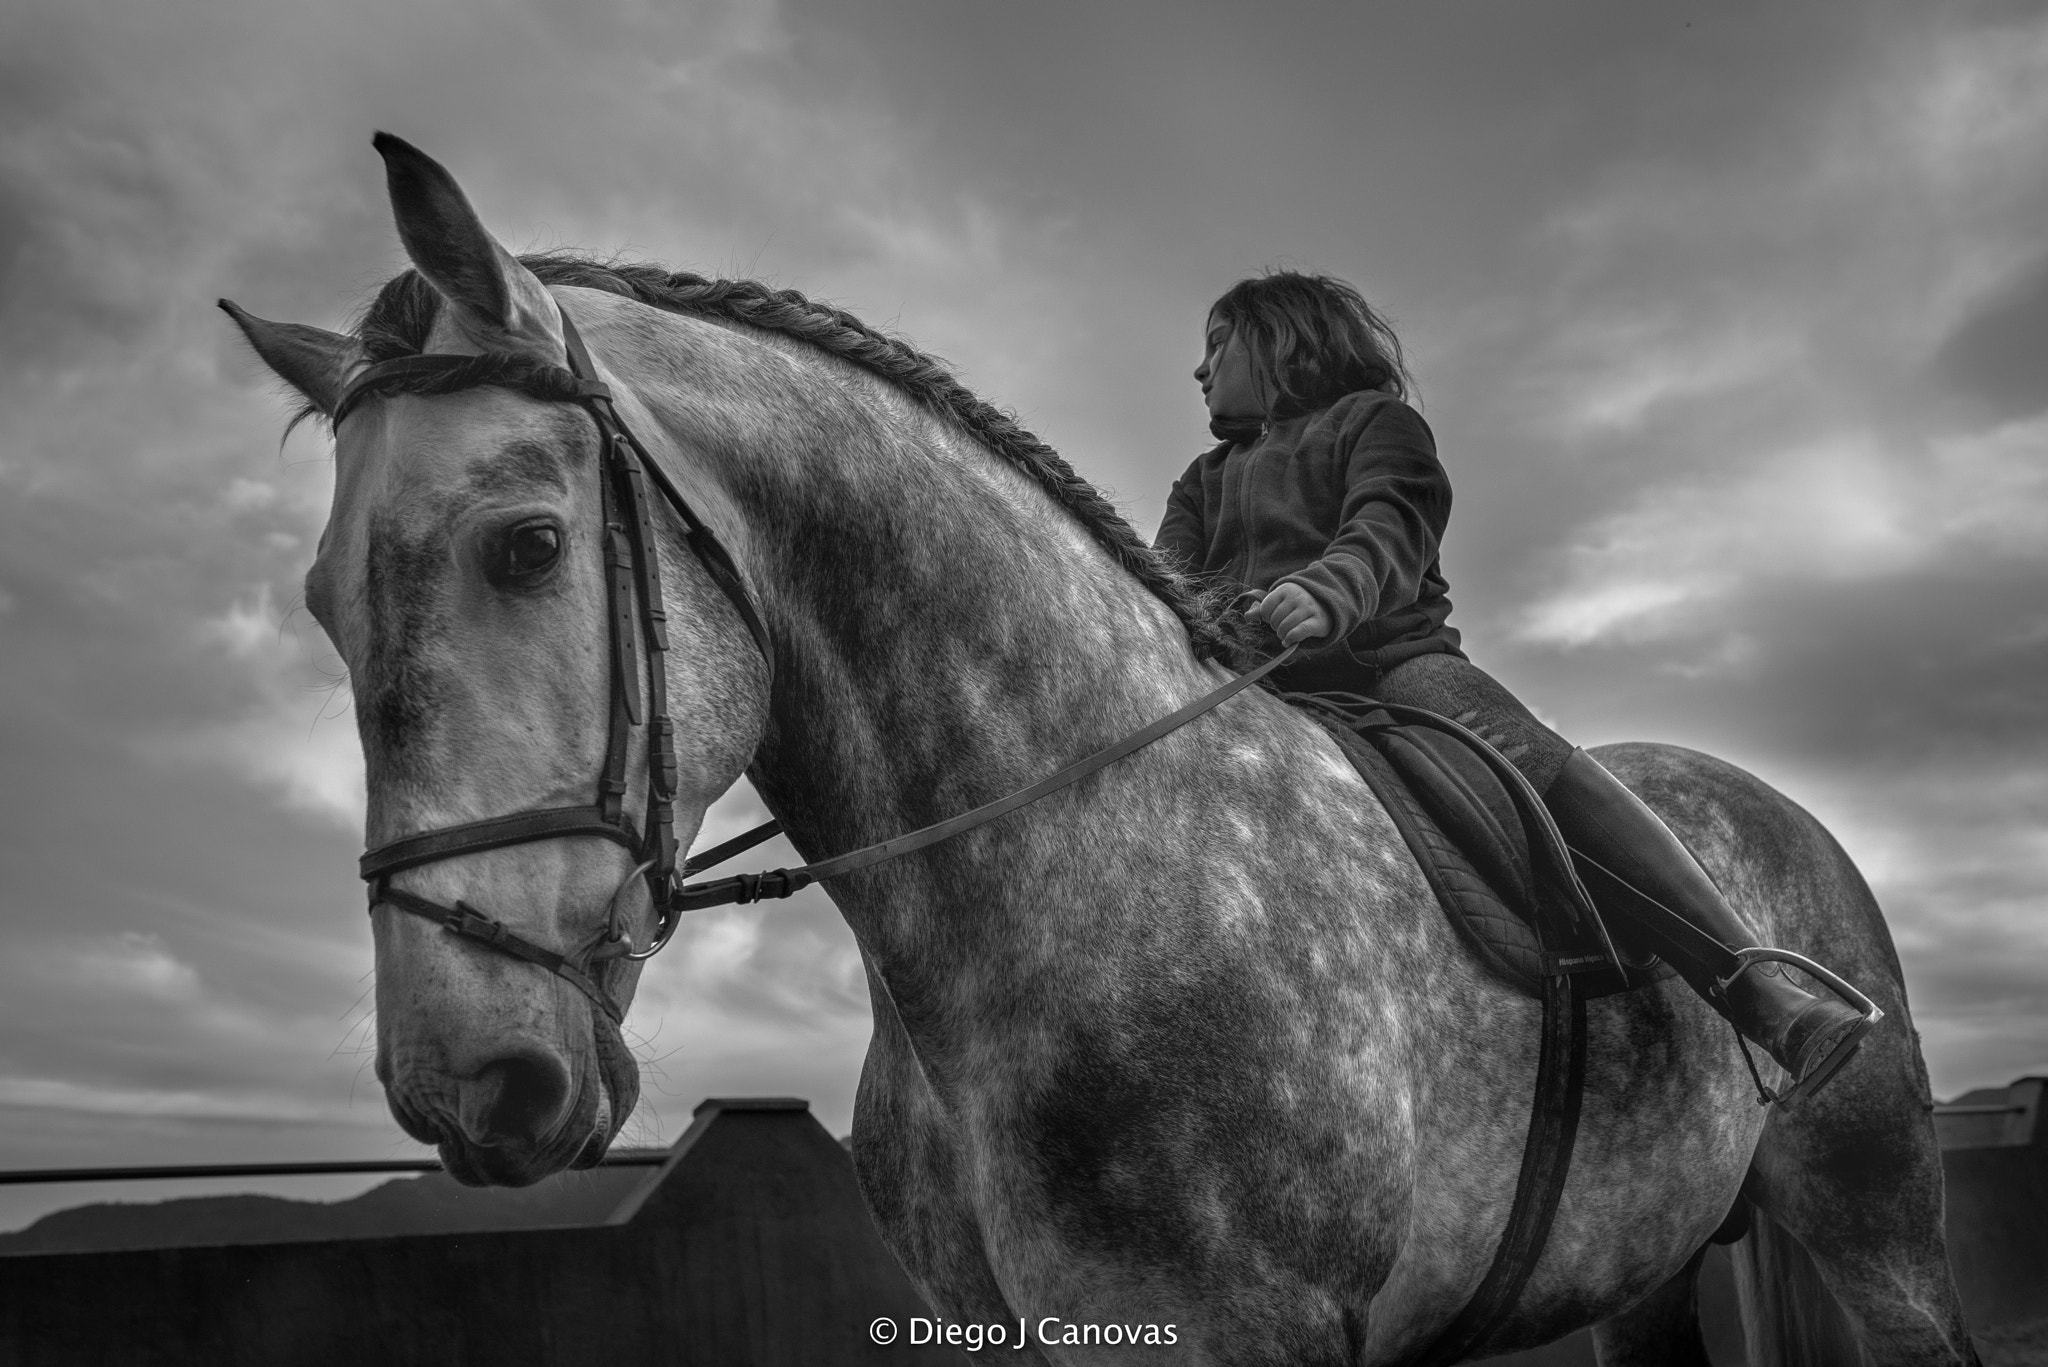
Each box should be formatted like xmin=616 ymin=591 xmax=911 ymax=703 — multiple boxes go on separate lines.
xmin=457 ymin=1051 xmax=572 ymax=1146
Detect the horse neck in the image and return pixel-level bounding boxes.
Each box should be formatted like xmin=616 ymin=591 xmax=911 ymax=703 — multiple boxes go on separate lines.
xmin=760 ymin=402 xmax=1204 ymax=858
xmin=620 ymin=311 xmax=1212 ymax=926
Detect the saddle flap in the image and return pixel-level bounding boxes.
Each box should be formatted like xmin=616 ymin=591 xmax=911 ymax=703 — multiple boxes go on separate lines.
xmin=1374 ymin=723 xmax=1535 ymax=912
xmin=1298 ymin=697 xmax=1643 ymax=1000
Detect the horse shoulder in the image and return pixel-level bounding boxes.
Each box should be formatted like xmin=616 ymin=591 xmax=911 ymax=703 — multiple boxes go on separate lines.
xmin=851 ymin=958 xmax=1027 ymax=1334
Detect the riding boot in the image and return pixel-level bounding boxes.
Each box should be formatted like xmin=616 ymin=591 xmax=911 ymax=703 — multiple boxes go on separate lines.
xmin=1543 ymin=749 xmax=1879 ymax=1104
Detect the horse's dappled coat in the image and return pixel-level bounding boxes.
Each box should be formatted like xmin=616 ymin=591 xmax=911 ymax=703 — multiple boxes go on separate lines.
xmin=222 ymin=136 xmax=1980 ymax=1366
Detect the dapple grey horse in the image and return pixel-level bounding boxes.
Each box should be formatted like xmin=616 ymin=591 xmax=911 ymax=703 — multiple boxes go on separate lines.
xmin=224 ymin=136 xmax=1976 ymax=1365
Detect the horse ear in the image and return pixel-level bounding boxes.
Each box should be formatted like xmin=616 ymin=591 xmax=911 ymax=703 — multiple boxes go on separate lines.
xmin=218 ymin=301 xmax=361 ymax=416
xmin=373 ymin=131 xmax=564 ymax=360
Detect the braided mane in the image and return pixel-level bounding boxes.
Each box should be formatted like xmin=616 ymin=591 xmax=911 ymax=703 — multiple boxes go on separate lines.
xmin=353 ymin=254 xmax=1261 ymax=666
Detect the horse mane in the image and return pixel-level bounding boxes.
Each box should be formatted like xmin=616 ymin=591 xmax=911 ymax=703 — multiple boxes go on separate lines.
xmin=348 ymin=254 xmax=1261 ymax=666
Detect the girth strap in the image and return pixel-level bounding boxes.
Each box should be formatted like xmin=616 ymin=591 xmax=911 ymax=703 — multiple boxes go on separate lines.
xmin=1288 ymin=689 xmax=1600 ymax=1366
xmin=1407 ymin=974 xmax=1588 ymax=1366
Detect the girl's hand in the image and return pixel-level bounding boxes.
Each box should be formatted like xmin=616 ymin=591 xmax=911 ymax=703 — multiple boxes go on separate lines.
xmin=1248 ymin=583 xmax=1332 ymax=646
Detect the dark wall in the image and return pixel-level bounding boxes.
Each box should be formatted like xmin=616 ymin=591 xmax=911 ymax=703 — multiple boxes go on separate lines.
xmin=4 ymin=1093 xmax=2042 ymax=1366
xmin=1475 ymin=1126 xmax=2048 ymax=1366
xmin=1943 ymin=1140 xmax=2048 ymax=1328
xmin=0 ymin=1099 xmax=962 ymax=1367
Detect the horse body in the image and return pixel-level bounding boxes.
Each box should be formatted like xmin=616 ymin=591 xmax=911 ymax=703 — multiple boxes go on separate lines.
xmin=224 ymin=137 xmax=1976 ymax=1364
xmin=478 ymin=288 xmax=1764 ymax=1359
xmin=725 ymin=359 xmax=1756 ymax=1354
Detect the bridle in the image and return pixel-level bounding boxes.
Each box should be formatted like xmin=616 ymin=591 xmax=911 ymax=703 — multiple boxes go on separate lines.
xmin=339 ymin=304 xmax=1294 ymax=1026
xmin=344 ymin=312 xmax=773 ymax=1024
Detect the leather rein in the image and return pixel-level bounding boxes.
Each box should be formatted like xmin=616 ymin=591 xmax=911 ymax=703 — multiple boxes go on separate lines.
xmin=341 ymin=310 xmax=1296 ymax=1025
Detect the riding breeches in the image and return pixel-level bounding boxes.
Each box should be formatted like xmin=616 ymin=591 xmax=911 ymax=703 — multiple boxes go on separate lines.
xmin=1373 ymin=652 xmax=1576 ymax=796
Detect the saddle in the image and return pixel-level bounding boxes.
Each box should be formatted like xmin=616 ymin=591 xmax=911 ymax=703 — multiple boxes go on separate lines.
xmin=1280 ymin=689 xmax=1658 ymax=1367
xmin=1285 ymin=691 xmax=1661 ymax=1001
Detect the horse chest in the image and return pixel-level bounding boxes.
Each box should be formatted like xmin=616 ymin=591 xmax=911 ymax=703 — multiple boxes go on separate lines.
xmin=853 ymin=987 xmax=1429 ymax=1357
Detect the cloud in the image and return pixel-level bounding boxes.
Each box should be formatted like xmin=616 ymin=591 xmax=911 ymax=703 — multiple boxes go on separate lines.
xmin=1510 ymin=430 xmax=1992 ymax=649
xmin=142 ymin=579 xmax=367 ymax=828
xmin=1487 ymin=11 xmax=2048 ymax=662
xmin=223 ymin=477 xmax=279 ymax=512
xmin=1517 ymin=580 xmax=1699 ymax=652
xmin=1515 ymin=404 xmax=2048 ymax=657
xmin=3 ymin=0 xmax=2048 ymax=1187
xmin=1810 ymin=764 xmax=2048 ymax=1093
xmin=0 ymin=1074 xmax=357 ymax=1125
xmin=1555 ymin=316 xmax=1807 ymax=438
xmin=165 ymin=708 xmax=367 ymax=830
xmin=44 ymin=931 xmax=202 ymax=1002
xmin=198 ymin=583 xmax=282 ymax=659
xmin=1902 ymin=9 xmax=2048 ymax=192
xmin=0 ymin=916 xmax=381 ymax=1129
xmin=1934 ymin=253 xmax=2048 ymax=421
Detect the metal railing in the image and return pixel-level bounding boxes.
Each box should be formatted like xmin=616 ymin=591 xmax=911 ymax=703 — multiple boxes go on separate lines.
xmin=0 ymin=1153 xmax=668 ymax=1186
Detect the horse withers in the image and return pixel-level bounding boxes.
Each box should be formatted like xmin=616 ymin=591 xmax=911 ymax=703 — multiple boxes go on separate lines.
xmin=222 ymin=134 xmax=1979 ymax=1365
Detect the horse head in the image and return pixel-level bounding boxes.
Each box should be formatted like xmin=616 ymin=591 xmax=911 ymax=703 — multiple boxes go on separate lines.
xmin=222 ymin=135 xmax=769 ymax=1185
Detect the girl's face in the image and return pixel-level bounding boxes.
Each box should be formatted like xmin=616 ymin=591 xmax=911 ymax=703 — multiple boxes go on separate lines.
xmin=1195 ymin=312 xmax=1263 ymax=421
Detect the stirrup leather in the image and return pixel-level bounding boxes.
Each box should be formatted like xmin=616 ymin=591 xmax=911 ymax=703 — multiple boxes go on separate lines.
xmin=1719 ymin=948 xmax=1883 ymax=1108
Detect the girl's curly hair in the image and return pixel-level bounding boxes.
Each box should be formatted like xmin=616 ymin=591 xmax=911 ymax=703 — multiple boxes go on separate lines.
xmin=1209 ymin=270 xmax=1416 ymax=416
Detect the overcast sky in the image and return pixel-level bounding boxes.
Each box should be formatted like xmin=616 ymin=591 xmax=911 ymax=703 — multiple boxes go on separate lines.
xmin=2 ymin=0 xmax=2045 ymax=1227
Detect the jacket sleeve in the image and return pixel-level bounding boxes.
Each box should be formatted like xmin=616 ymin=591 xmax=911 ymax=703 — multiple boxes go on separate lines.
xmin=1153 ymin=451 xmax=1214 ymax=571
xmin=1276 ymin=398 xmax=1450 ymax=642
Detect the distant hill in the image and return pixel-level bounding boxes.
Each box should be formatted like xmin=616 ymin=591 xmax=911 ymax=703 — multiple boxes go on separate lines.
xmin=0 ymin=1152 xmax=666 ymax=1257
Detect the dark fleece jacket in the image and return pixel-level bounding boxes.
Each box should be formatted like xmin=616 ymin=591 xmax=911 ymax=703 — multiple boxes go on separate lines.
xmin=1155 ymin=389 xmax=1463 ymax=691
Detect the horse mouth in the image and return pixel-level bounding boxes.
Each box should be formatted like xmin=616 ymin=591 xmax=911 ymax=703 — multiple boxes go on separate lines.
xmin=383 ymin=1009 xmax=642 ymax=1188
xmin=439 ymin=1127 xmax=596 ymax=1188
xmin=433 ymin=1070 xmax=606 ymax=1188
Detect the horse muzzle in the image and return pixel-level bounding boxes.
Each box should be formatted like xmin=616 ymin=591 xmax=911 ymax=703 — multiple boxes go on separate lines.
xmin=379 ymin=1021 xmax=636 ymax=1187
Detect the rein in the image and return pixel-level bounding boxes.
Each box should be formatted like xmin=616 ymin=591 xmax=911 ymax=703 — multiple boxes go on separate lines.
xmin=340 ymin=311 xmax=1296 ymax=1023
xmin=669 ymin=643 xmax=1298 ymax=912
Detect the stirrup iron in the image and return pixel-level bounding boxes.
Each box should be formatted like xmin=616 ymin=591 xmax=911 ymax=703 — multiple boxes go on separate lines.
xmin=1720 ymin=948 xmax=1883 ymax=1108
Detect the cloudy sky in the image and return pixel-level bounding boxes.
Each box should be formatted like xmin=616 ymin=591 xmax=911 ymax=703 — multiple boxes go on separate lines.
xmin=2 ymin=0 xmax=2045 ymax=1227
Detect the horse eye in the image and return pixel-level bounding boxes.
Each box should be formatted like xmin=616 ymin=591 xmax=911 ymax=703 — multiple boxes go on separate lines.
xmin=495 ymin=521 xmax=562 ymax=584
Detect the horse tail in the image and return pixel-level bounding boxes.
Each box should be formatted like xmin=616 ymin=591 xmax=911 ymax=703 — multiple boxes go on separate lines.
xmin=1729 ymin=1203 xmax=1870 ymax=1367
